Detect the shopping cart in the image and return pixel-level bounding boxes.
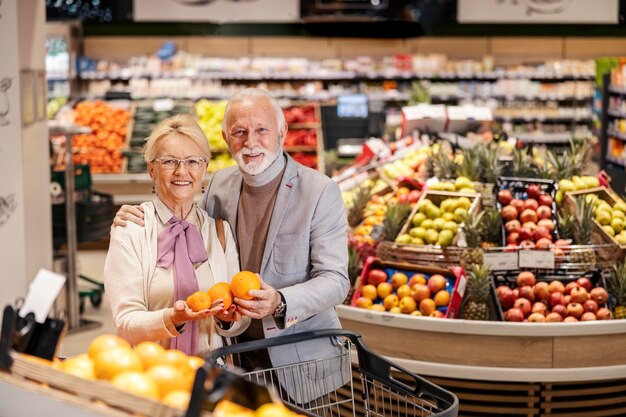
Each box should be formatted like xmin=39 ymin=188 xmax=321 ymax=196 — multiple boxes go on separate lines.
xmin=207 ymin=329 xmax=458 ymax=417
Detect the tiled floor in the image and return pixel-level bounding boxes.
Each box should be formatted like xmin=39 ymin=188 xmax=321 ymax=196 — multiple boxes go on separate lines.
xmin=58 ymin=250 xmax=115 ymax=358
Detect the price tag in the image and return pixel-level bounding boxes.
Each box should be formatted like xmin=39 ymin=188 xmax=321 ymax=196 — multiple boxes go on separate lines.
xmin=518 ymin=250 xmax=555 ymax=269
xmin=483 ymin=252 xmax=518 ymax=271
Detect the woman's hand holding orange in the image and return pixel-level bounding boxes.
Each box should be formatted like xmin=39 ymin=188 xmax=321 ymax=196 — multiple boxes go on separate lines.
xmin=169 ymin=298 xmax=224 ymax=326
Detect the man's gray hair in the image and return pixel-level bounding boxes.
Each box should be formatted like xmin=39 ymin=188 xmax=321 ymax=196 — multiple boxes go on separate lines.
xmin=221 ymin=88 xmax=286 ymax=132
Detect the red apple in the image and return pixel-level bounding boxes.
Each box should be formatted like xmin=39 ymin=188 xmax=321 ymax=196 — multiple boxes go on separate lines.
xmin=535 ymin=237 xmax=553 ymax=250
xmin=549 ymin=292 xmax=565 ymax=308
xmin=501 ymin=205 xmax=518 ymax=222
xmin=514 ymin=298 xmax=532 ymax=316
xmin=534 ymin=282 xmax=551 ymax=301
xmin=549 ymin=280 xmax=565 ymax=294
xmin=532 ymin=302 xmax=548 ymax=315
xmin=581 ymin=312 xmax=597 ymax=321
xmin=505 ymin=219 xmax=522 ymax=234
xmin=519 ymin=240 xmax=536 ymax=250
xmin=537 ymin=218 xmax=555 ymax=231
xmin=505 ymin=307 xmax=524 ymax=322
xmin=589 ymin=287 xmax=608 ymax=305
xmin=596 ymin=307 xmax=612 ymax=320
xmin=576 ymin=277 xmax=593 ymax=293
xmin=519 ymin=285 xmax=535 ymax=302
xmin=539 ymin=194 xmax=553 ymax=207
xmin=564 ymin=281 xmax=579 ymax=295
xmin=570 ymin=287 xmax=589 ymax=304
xmin=496 ymin=285 xmax=516 ymax=309
xmin=367 ymin=269 xmax=388 ymax=286
xmin=507 ymin=232 xmax=520 ymax=245
xmin=510 ymin=199 xmax=524 ymax=214
xmin=567 ymin=302 xmax=584 ymax=319
xmin=524 ymin=198 xmax=539 ymax=211
xmin=583 ymin=299 xmax=599 ymax=314
xmin=546 ymin=312 xmax=563 ymax=322
xmin=517 ymin=271 xmax=537 ymax=287
xmin=498 ymin=189 xmax=513 ymax=206
xmin=528 ymin=312 xmax=546 ymax=322
xmin=536 ymin=205 xmax=552 ymax=220
xmin=526 ymin=184 xmax=541 ymax=200
xmin=520 ymin=209 xmax=538 ymax=224
xmin=552 ymin=304 xmax=568 ymax=318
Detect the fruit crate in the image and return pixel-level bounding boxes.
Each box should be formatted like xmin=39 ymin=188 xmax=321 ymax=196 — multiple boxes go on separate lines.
xmin=496 ymin=177 xmax=559 ymax=248
xmin=473 ymin=181 xmax=496 ymax=208
xmin=563 ymin=186 xmax=626 ymax=253
xmin=491 ymin=269 xmax=612 ymax=322
xmin=398 ymin=190 xmax=482 ymax=247
xmin=4 ymin=353 xmax=184 ymax=417
xmin=350 ymin=256 xmax=466 ymax=319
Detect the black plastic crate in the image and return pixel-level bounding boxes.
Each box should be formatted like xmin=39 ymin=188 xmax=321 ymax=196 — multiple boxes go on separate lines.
xmin=52 ymin=192 xmax=114 ymax=245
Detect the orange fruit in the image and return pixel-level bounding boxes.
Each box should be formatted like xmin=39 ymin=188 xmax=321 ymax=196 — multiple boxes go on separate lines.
xmin=162 ymin=390 xmax=191 ymax=410
xmin=111 ymin=371 xmax=159 ymax=400
xmin=146 ymin=365 xmax=189 ymax=398
xmin=361 ymin=284 xmax=378 ymax=300
xmin=60 ymin=354 xmax=95 ymax=380
xmin=419 ymin=298 xmax=436 ymax=316
xmin=187 ymin=356 xmax=205 ymax=374
xmin=208 ymin=282 xmax=233 ymax=310
xmin=134 ymin=341 xmax=166 ymax=370
xmin=93 ymin=347 xmax=142 ymax=380
xmin=230 ymin=271 xmax=261 ymax=300
xmin=160 ymin=349 xmax=191 ymax=374
xmin=88 ymin=334 xmax=131 ymax=360
xmin=186 ymin=291 xmax=211 ymax=312
xmin=214 ymin=400 xmax=255 ymax=417
xmin=434 ymin=290 xmax=451 ymax=307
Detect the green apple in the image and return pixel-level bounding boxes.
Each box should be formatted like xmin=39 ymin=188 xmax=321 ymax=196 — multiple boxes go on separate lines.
xmin=433 ymin=218 xmax=446 ymax=231
xmin=412 ymin=212 xmax=427 ymax=227
xmin=437 ymin=229 xmax=454 ymax=246
xmin=395 ymin=234 xmax=412 ymax=244
xmin=558 ymin=179 xmax=576 ymax=192
xmin=453 ymin=207 xmax=468 ymax=223
xmin=611 ymin=218 xmax=624 ymax=233
xmin=443 ymin=221 xmax=459 ymax=232
xmin=425 ymin=229 xmax=439 ymax=245
xmin=603 ymin=225 xmax=616 ymax=237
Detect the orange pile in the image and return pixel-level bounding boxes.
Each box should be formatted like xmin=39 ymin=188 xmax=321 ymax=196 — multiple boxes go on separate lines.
xmin=71 ymin=100 xmax=130 ymax=173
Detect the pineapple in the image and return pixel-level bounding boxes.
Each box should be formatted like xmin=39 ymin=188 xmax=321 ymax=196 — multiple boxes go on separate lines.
xmin=571 ymin=196 xmax=596 ymax=267
xmin=546 ymin=149 xmax=576 ymax=181
xmin=462 ymin=264 xmax=491 ymax=321
xmin=478 ymin=142 xmax=502 ymax=184
xmin=480 ymin=208 xmax=502 ymax=248
xmin=608 ymin=262 xmax=626 ymax=319
xmin=347 ymin=182 xmax=373 ymax=228
xmin=461 ymin=211 xmax=485 ymax=268
xmin=557 ymin=209 xmax=574 ymax=240
xmin=456 ymin=147 xmax=482 ymax=182
xmin=382 ymin=202 xmax=412 ymax=242
xmin=431 ymin=146 xmax=458 ymax=180
xmin=511 ymin=146 xmax=535 ymax=178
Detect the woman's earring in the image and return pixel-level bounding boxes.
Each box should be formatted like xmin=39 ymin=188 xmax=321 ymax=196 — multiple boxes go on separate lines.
xmin=151 ymin=184 xmax=156 ymax=194
xmin=201 ymin=185 xmax=206 ymax=194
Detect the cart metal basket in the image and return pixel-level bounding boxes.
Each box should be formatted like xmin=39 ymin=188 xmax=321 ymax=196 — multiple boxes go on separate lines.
xmin=207 ymin=330 xmax=458 ymax=417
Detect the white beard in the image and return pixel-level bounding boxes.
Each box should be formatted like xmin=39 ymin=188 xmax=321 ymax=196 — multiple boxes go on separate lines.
xmin=234 ymin=145 xmax=278 ymax=176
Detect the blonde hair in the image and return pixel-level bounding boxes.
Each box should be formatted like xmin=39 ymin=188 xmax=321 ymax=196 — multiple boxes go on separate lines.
xmin=144 ymin=114 xmax=211 ymax=163
xmin=222 ymin=88 xmax=286 ymax=132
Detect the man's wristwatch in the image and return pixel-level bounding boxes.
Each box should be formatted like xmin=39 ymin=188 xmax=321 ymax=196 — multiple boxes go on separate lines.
xmin=273 ymin=292 xmax=287 ymax=319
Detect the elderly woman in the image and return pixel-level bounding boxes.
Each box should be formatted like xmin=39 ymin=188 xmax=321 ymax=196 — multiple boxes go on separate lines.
xmin=104 ymin=114 xmax=248 ymax=356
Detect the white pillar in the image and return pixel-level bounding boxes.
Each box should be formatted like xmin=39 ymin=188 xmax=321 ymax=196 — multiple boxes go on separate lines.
xmin=0 ymin=0 xmax=52 ymax=309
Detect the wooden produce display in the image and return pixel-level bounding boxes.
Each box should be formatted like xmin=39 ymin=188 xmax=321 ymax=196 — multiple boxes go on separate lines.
xmin=282 ymin=102 xmax=325 ymax=173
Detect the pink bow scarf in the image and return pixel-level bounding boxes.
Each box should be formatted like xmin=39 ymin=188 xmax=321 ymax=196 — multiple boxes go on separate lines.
xmin=156 ymin=215 xmax=208 ymax=355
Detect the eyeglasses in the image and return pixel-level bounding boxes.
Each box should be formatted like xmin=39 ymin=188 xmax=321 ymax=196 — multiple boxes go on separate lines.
xmin=152 ymin=157 xmax=207 ymax=171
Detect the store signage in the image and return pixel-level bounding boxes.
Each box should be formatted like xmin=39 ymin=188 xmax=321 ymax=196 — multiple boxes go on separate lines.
xmin=483 ymin=252 xmax=518 ymax=271
xmin=458 ymin=0 xmax=618 ymax=24
xmin=518 ymin=250 xmax=555 ymax=269
xmin=133 ymin=0 xmax=299 ymax=23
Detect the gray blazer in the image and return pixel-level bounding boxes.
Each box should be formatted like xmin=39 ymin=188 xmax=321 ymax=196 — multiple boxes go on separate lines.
xmin=203 ymin=153 xmax=350 ymax=403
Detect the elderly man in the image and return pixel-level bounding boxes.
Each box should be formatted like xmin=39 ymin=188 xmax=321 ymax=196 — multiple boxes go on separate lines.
xmin=114 ymin=88 xmax=349 ymax=403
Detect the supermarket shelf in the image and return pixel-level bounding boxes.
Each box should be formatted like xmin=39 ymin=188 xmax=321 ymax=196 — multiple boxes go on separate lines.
xmin=514 ymin=132 xmax=574 ymax=143
xmin=606 ymin=155 xmax=626 ymax=167
xmin=494 ymin=115 xmax=593 ymax=123
xmin=431 ymin=94 xmax=592 ymax=102
xmin=608 ymin=130 xmax=626 ymax=141
xmin=608 ymin=109 xmax=626 ymax=119
xmin=92 ymin=173 xmax=151 ymax=184
xmin=609 ymin=85 xmax=626 ymax=95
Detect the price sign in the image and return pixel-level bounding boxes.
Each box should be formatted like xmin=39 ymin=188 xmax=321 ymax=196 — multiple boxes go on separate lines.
xmin=483 ymin=252 xmax=518 ymax=271
xmin=518 ymin=250 xmax=555 ymax=269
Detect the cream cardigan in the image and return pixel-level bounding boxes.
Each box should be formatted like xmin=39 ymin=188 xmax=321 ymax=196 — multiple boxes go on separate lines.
xmin=104 ymin=199 xmax=249 ymax=356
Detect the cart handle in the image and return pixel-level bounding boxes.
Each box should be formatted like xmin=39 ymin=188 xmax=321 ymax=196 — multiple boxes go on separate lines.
xmin=207 ymin=329 xmax=459 ymax=417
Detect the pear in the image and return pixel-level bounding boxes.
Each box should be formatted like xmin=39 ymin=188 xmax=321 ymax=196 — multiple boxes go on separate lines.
xmin=614 ymin=201 xmax=626 ymax=213
xmin=558 ymin=179 xmax=575 ymax=192
xmin=454 ymin=176 xmax=473 ymax=190
xmin=395 ymin=234 xmax=412 ymax=244
xmin=602 ymin=225 xmax=616 ymax=237
xmin=410 ymin=227 xmax=427 ymax=239
xmin=437 ymin=229 xmax=454 ymax=246
xmin=611 ymin=218 xmax=624 ymax=233
xmin=453 ymin=207 xmax=468 ymax=223
xmin=412 ymin=212 xmax=427 ymax=227
xmin=425 ymin=229 xmax=439 ymax=245
xmin=457 ymin=197 xmax=472 ymax=210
